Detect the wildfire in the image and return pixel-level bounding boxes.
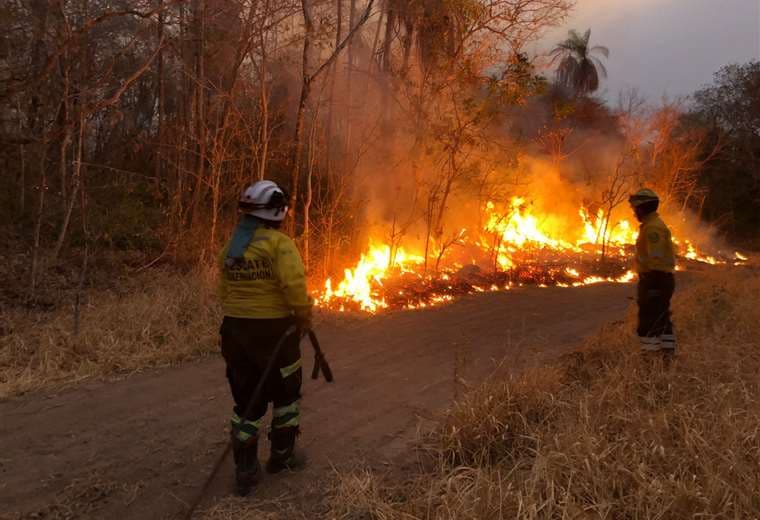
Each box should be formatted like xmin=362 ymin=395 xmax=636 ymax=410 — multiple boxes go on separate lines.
xmin=734 ymin=251 xmax=749 ymax=265
xmin=579 ymin=207 xmax=637 ymax=253
xmin=679 ymin=239 xmax=720 ymax=265
xmin=485 ymin=198 xmax=575 ymax=251
xmin=317 ymin=197 xmax=741 ymax=313
xmin=557 ymin=267 xmax=637 ymax=287
xmin=320 ymin=243 xmax=425 ymax=312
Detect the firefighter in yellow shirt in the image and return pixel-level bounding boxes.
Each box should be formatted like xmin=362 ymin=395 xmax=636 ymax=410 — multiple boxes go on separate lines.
xmin=219 ymin=180 xmax=312 ymax=496
xmin=629 ymin=188 xmax=677 ymax=352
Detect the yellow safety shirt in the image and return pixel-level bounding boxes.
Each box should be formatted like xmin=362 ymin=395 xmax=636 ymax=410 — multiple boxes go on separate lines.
xmin=635 ymin=212 xmax=676 ymax=273
xmin=219 ymin=226 xmax=313 ymax=319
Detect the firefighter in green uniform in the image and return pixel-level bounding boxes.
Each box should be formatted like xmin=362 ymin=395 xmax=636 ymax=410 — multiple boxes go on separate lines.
xmin=218 ymin=180 xmax=313 ymax=496
xmin=628 ymin=188 xmax=677 ymax=352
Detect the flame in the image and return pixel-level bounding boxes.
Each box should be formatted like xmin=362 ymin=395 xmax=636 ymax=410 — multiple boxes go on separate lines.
xmin=729 ymin=251 xmax=749 ymax=266
xmin=319 ymin=243 xmax=425 ymax=312
xmin=579 ymin=207 xmax=636 ymax=253
xmin=318 ymin=197 xmax=742 ymax=313
xmin=679 ymin=239 xmax=721 ymax=265
xmin=560 ymin=270 xmax=636 ymax=287
xmin=485 ymin=198 xmax=576 ymax=251
xmin=484 ymin=198 xmax=637 ymax=264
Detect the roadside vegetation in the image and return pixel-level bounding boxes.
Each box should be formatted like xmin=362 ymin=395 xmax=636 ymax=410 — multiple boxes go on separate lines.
xmin=320 ymin=268 xmax=760 ymax=519
xmin=0 ymin=265 xmax=219 ymax=398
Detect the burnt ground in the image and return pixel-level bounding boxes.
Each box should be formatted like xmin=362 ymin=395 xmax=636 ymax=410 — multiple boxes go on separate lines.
xmin=1 ymin=282 xmax=635 ymax=519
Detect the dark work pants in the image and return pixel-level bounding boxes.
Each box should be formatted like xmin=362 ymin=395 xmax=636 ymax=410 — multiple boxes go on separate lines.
xmin=220 ymin=317 xmax=302 ymax=426
xmin=637 ymin=271 xmax=675 ymax=338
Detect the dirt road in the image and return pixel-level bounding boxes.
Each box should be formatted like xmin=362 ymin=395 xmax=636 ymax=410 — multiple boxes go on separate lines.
xmin=1 ymin=283 xmax=633 ymax=519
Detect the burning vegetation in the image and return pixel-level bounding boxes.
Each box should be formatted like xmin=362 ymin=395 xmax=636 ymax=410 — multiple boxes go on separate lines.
xmin=317 ymin=193 xmax=740 ymax=313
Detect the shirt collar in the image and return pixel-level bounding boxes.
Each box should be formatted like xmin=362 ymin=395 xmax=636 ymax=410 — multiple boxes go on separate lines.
xmin=640 ymin=212 xmax=659 ymax=226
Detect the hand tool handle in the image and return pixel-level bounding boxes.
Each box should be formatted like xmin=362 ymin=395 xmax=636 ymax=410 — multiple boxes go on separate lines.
xmin=308 ymin=329 xmax=334 ymax=383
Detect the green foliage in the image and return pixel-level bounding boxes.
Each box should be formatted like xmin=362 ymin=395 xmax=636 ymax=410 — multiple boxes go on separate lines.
xmin=494 ymin=52 xmax=547 ymax=105
xmin=551 ymin=29 xmax=609 ymax=96
xmin=689 ymin=61 xmax=760 ymax=240
xmin=693 ymin=62 xmax=760 ymax=135
xmin=89 ymin=183 xmax=164 ymax=252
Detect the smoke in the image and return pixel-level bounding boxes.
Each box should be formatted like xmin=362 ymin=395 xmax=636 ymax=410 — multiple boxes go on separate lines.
xmin=280 ymin=6 xmax=733 ymax=275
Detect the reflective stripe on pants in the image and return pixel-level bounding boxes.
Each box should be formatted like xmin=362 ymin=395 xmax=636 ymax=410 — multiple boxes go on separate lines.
xmin=272 ymin=401 xmax=300 ymax=429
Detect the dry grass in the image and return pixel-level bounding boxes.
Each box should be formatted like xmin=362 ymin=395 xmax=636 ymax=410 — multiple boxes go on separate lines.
xmin=198 ymin=497 xmax=298 ymax=520
xmin=0 ymin=268 xmax=220 ymax=398
xmin=330 ymin=269 xmax=760 ymax=519
xmin=0 ymin=472 xmax=143 ymax=520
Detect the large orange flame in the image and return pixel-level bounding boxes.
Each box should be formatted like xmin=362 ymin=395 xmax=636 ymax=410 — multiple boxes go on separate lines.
xmin=320 ymin=243 xmax=425 ymax=312
xmin=317 ymin=197 xmax=738 ymax=313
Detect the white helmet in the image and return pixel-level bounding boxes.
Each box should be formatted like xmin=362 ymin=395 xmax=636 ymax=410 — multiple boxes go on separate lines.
xmin=239 ymin=180 xmax=289 ymax=221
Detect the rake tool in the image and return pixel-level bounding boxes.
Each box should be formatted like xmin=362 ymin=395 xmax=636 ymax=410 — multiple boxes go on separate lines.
xmin=181 ymin=326 xmax=333 ymax=520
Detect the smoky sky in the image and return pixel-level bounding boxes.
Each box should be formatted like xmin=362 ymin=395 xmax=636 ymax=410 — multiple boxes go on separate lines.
xmin=538 ymin=0 xmax=760 ymax=103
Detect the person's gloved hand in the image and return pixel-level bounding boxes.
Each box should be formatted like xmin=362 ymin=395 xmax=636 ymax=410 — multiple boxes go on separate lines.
xmin=295 ymin=309 xmax=312 ymax=333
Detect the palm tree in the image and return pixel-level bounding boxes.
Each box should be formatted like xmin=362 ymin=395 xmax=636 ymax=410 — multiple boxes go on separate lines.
xmin=550 ymin=29 xmax=609 ymax=96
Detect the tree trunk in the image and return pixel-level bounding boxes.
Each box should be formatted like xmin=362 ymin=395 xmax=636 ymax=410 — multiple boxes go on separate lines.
xmin=258 ymin=70 xmax=269 ymax=181
xmin=600 ymin=211 xmax=610 ymax=262
xmin=423 ymin=191 xmax=436 ymax=273
xmin=257 ymin=1 xmax=271 ymax=181
xmin=382 ymin=4 xmax=394 ymax=72
xmin=28 ymin=0 xmax=51 ymax=296
xmin=155 ymin=0 xmax=165 ymax=192
xmin=28 ymin=0 xmax=49 ymax=138
xmin=209 ymin=163 xmax=221 ymax=255
xmin=343 ymin=0 xmax=357 ymax=171
xmin=59 ymin=47 xmax=72 ymax=211
xmin=380 ymin=5 xmax=395 ymax=125
xmin=190 ymin=0 xmax=207 ymax=229
xmin=434 ymin=154 xmax=458 ymax=236
xmin=74 ymin=134 xmax=90 ymax=336
xmin=59 ymin=129 xmax=71 ymax=211
xmin=303 ymin=103 xmax=321 ymax=270
xmin=52 ymin=0 xmax=89 ymax=263
xmin=30 ymin=145 xmax=48 ymax=298
xmin=324 ymin=0 xmax=343 ymax=181
xmin=177 ymin=0 xmax=189 ymax=230
xmin=368 ymin=0 xmax=384 ymax=73
xmin=19 ymin=145 xmax=26 ymax=214
xmin=73 ymin=244 xmax=89 ymax=336
xmin=17 ymin=98 xmax=26 ymax=214
xmin=52 ymin=111 xmax=86 ymax=262
xmin=401 ymin=18 xmax=413 ymax=73
xmin=288 ymin=0 xmax=315 ymax=235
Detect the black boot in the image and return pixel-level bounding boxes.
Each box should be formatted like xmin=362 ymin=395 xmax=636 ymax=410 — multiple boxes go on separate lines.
xmin=231 ymin=433 xmax=260 ymax=496
xmin=266 ymin=426 xmax=304 ymax=474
